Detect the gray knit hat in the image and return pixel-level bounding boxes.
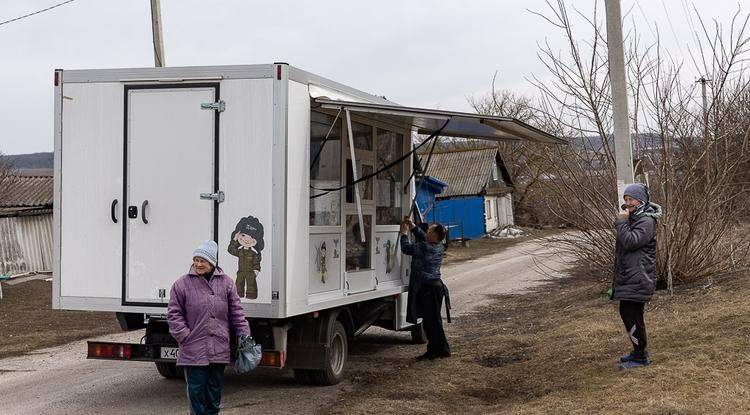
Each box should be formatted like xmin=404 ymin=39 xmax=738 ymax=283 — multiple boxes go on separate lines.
xmin=193 ymin=240 xmax=218 ymax=267
xmin=623 ymin=183 xmax=649 ymax=204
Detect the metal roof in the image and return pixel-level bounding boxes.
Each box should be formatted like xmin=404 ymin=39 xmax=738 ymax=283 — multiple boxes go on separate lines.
xmin=314 ymin=98 xmax=564 ymax=144
xmin=0 ymin=175 xmax=54 ymax=208
xmin=422 ymin=148 xmax=510 ymax=198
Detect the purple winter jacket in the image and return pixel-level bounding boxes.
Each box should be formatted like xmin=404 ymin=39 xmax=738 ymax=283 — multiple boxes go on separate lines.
xmin=167 ymin=266 xmax=250 ymax=366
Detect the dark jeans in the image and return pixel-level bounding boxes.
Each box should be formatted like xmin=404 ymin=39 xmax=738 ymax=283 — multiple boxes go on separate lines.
xmin=184 ymin=363 xmax=226 ymax=415
xmin=417 ymin=282 xmax=451 ymax=357
xmin=619 ymin=300 xmax=647 ymax=355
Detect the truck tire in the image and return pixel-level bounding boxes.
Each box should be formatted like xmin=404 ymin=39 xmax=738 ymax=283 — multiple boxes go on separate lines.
xmin=410 ymin=323 xmax=427 ymax=344
xmin=293 ymin=369 xmax=316 ymax=385
xmin=311 ymin=321 xmax=347 ymax=386
xmin=155 ymin=362 xmax=183 ymax=379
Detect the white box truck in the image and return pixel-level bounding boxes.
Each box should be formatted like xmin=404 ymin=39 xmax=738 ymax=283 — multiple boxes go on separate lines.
xmin=52 ymin=63 xmax=560 ymax=385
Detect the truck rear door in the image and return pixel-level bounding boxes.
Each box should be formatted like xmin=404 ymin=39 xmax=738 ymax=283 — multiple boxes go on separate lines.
xmin=123 ymin=84 xmax=220 ymax=306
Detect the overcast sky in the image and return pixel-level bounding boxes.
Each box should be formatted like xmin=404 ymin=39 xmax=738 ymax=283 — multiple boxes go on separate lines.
xmin=0 ymin=0 xmax=744 ymax=154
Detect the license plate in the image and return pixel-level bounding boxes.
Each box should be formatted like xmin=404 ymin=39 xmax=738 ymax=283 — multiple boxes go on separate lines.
xmin=160 ymin=347 xmax=179 ymax=360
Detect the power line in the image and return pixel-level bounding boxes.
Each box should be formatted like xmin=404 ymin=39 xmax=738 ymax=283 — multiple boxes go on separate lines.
xmin=0 ymin=0 xmax=76 ymax=28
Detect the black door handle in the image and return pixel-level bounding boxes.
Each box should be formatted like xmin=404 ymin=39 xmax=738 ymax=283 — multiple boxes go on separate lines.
xmin=111 ymin=200 xmax=118 ymax=223
xmin=141 ymin=200 xmax=149 ymax=224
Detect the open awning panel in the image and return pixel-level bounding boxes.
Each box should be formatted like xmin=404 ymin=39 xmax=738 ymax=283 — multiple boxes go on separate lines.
xmin=313 ymin=97 xmax=564 ymax=145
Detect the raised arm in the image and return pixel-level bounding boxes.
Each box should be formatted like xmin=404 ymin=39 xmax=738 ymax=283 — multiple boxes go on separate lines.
xmin=227 ymin=238 xmax=240 ymax=257
xmin=411 ymin=225 xmax=427 ymax=242
xmin=615 ymin=216 xmax=655 ymax=251
xmin=400 ymin=234 xmax=417 ymax=256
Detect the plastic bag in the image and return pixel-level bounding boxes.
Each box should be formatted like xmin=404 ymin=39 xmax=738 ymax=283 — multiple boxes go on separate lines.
xmin=234 ymin=335 xmax=262 ymax=374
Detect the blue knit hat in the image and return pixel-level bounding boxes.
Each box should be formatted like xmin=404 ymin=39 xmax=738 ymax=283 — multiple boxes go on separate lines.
xmin=193 ymin=240 xmax=218 ymax=267
xmin=623 ymin=183 xmax=649 ymax=204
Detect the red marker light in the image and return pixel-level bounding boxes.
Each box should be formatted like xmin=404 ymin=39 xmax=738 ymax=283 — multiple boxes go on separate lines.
xmin=276 ymin=65 xmax=281 ymax=80
xmin=259 ymin=350 xmax=284 ymax=367
xmin=54 ymin=71 xmax=59 ymax=86
xmin=87 ymin=342 xmax=133 ymax=359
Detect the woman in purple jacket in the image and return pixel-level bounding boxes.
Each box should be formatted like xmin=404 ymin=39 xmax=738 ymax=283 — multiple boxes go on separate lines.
xmin=167 ymin=240 xmax=250 ymax=415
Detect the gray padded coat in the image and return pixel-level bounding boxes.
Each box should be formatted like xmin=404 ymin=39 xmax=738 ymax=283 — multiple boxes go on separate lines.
xmin=612 ymin=203 xmax=662 ymax=302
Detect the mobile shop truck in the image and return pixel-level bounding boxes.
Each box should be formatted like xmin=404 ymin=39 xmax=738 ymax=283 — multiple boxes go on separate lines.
xmin=52 ymin=63 xmax=561 ymax=385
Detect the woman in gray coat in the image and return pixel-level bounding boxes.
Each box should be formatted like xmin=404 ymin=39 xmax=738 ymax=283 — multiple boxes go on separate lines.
xmin=613 ymin=183 xmax=662 ymax=369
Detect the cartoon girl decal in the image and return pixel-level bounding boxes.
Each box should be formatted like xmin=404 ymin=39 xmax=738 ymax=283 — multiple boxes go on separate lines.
xmin=315 ymin=241 xmax=328 ymax=283
xmin=384 ymin=239 xmax=397 ymax=274
xmin=228 ymin=216 xmax=264 ymax=299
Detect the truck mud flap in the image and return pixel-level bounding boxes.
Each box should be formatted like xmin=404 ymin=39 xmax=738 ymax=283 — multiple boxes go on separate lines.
xmin=285 ymin=343 xmax=330 ymax=369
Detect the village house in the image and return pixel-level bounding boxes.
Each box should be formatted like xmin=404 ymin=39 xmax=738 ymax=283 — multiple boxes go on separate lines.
xmin=416 ymin=147 xmax=514 ymax=240
xmin=0 ymin=173 xmax=53 ymax=276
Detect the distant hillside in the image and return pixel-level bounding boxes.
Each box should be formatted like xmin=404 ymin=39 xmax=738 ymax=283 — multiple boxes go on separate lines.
xmin=2 ymin=152 xmax=53 ymax=171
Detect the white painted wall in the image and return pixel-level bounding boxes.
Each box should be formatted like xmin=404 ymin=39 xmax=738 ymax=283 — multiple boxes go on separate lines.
xmin=497 ymin=193 xmax=514 ymax=228
xmin=484 ymin=193 xmax=515 ymax=233
xmin=484 ymin=196 xmax=499 ymax=232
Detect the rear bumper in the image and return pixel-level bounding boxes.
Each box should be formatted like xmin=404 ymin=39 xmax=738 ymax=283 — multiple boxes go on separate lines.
xmin=87 ymin=341 xmax=285 ymax=368
xmin=87 ymin=341 xmax=175 ymax=363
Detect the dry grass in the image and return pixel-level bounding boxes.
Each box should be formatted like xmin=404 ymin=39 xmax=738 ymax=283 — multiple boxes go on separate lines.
xmin=326 ymin=271 xmax=750 ymax=415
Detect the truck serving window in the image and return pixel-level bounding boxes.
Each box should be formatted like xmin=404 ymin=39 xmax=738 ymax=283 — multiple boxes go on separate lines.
xmin=310 ymin=111 xmax=342 ymax=226
xmin=375 ymin=128 xmax=404 ymax=225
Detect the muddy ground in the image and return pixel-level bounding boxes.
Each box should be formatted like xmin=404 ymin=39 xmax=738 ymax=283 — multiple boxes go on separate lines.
xmin=324 ymin=270 xmax=750 ymax=414
xmin=5 ymin=228 xmax=743 ymax=414
xmin=0 ymin=279 xmax=121 ymax=360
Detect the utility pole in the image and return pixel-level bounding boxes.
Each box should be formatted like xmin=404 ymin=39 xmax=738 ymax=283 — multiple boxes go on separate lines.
xmin=604 ymin=0 xmax=634 ymax=204
xmin=150 ymin=0 xmax=165 ymax=67
xmin=697 ymin=76 xmax=711 ymax=182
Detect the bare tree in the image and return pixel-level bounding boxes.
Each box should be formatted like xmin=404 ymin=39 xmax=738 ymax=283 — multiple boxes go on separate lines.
xmin=468 ymin=80 xmax=562 ymax=226
xmin=474 ymin=1 xmax=750 ymax=288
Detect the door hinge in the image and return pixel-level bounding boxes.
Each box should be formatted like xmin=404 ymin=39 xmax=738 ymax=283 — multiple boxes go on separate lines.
xmin=200 ymin=191 xmax=225 ymax=203
xmin=200 ymin=100 xmax=225 ymax=112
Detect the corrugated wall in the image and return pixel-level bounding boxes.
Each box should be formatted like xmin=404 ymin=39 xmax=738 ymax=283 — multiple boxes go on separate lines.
xmin=0 ymin=214 xmax=52 ymax=275
xmin=427 ymin=196 xmax=486 ymax=240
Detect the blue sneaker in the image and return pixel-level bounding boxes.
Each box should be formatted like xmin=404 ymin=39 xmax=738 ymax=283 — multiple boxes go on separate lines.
xmin=619 ymin=359 xmax=650 ymax=370
xmin=620 ymin=351 xmax=649 ymax=363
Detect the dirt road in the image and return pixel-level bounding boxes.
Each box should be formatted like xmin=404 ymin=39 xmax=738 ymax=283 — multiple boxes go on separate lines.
xmin=0 ymin=237 xmax=568 ymax=415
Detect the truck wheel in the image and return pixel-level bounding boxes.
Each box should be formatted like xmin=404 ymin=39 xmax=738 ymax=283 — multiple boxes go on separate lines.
xmin=410 ymin=323 xmax=427 ymax=344
xmin=155 ymin=362 xmax=183 ymax=379
xmin=311 ymin=321 xmax=347 ymax=385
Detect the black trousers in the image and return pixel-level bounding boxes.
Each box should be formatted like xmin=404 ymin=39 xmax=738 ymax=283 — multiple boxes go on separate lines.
xmin=619 ymin=300 xmax=647 ymax=353
xmin=417 ymin=283 xmax=451 ymax=356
